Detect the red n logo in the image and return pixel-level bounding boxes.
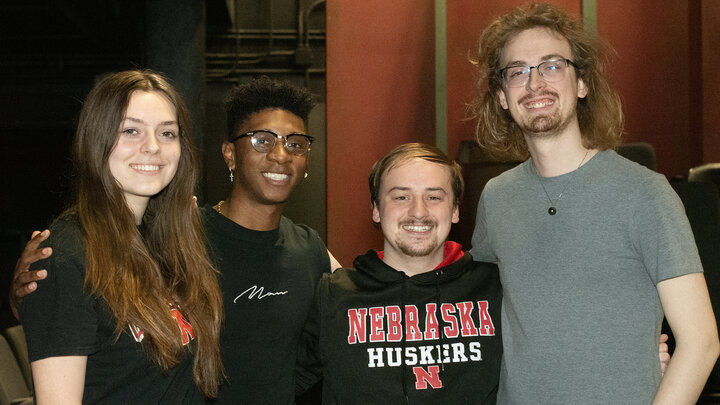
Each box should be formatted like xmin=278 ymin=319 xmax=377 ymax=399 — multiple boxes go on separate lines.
xmin=171 ymin=308 xmax=195 ymax=345
xmin=128 ymin=324 xmax=144 ymax=342
xmin=413 ymin=365 xmax=443 ymax=389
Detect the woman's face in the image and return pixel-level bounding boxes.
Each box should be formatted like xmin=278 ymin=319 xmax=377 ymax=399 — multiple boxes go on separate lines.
xmin=108 ymin=90 xmax=181 ymax=220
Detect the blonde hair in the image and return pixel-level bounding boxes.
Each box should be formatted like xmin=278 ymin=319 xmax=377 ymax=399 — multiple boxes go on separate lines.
xmin=369 ymin=143 xmax=464 ymax=208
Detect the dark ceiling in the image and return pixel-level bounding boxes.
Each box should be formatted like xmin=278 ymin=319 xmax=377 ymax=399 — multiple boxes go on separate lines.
xmin=0 ymin=0 xmax=146 ymax=80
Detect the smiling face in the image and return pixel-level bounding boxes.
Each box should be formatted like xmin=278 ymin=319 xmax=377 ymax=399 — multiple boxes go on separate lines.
xmin=372 ymin=158 xmax=459 ymax=265
xmin=497 ymin=27 xmax=588 ymax=138
xmin=108 ymin=90 xmax=181 ymax=221
xmin=222 ymin=108 xmax=308 ymax=207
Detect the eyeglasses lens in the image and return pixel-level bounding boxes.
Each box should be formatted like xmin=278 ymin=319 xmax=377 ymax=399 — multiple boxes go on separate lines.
xmin=503 ymin=60 xmax=569 ymax=88
xmin=250 ymin=131 xmax=311 ymax=156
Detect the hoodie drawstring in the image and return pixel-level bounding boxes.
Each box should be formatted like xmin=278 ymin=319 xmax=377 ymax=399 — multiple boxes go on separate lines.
xmin=401 ymin=273 xmax=409 ymax=403
xmin=435 ymin=269 xmax=445 ymax=373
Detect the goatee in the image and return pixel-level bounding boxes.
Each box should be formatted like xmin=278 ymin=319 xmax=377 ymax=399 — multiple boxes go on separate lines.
xmin=396 ymin=220 xmax=438 ymax=257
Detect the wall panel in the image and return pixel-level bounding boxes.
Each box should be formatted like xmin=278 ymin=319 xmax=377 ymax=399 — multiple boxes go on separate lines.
xmin=598 ymin=1 xmax=696 ymax=177
xmin=326 ymin=0 xmax=436 ymax=264
xmin=445 ymin=0 xmax=580 ymax=163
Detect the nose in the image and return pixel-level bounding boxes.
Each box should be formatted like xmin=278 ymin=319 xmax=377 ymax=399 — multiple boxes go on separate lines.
xmin=141 ymin=133 xmax=160 ymax=154
xmin=266 ymin=138 xmax=292 ymax=164
xmin=408 ymin=197 xmax=429 ymax=219
xmin=526 ymin=66 xmax=546 ymax=92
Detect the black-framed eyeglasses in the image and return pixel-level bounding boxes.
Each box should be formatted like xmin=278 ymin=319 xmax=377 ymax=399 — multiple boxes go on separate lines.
xmin=499 ymin=58 xmax=577 ymax=88
xmin=230 ymin=130 xmax=314 ymax=156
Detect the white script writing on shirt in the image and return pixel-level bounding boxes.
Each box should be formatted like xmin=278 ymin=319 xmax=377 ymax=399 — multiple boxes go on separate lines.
xmin=233 ymin=285 xmax=289 ymax=302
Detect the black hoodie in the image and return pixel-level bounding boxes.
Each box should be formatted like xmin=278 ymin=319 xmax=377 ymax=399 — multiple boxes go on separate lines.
xmin=297 ymin=242 xmax=502 ymax=404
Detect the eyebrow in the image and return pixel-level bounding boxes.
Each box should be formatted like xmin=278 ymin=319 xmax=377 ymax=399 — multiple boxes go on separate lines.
xmin=387 ymin=186 xmax=448 ymax=193
xmin=123 ymin=117 xmax=178 ymax=126
xmin=504 ymin=53 xmax=567 ymax=67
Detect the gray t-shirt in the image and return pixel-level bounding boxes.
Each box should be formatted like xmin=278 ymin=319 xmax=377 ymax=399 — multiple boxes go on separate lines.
xmin=471 ymin=149 xmax=702 ymax=404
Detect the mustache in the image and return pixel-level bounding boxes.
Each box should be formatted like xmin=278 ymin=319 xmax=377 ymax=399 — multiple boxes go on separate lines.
xmin=519 ymin=90 xmax=558 ymax=104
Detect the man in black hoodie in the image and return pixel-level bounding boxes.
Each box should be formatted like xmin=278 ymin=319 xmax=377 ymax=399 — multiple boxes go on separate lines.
xmin=296 ymin=143 xmax=503 ymax=404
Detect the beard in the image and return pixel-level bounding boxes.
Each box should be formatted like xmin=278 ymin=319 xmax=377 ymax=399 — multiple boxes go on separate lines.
xmin=524 ymin=111 xmax=561 ymax=134
xmin=394 ymin=220 xmax=440 ymax=257
xmin=516 ymin=91 xmax=572 ymax=137
xmin=396 ymin=237 xmax=439 ymax=257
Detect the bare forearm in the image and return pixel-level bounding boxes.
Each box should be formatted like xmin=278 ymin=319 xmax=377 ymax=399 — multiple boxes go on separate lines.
xmin=32 ymin=356 xmax=87 ymax=405
xmin=652 ymin=338 xmax=720 ymax=404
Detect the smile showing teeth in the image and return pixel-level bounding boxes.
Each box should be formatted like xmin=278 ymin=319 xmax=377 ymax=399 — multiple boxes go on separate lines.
xmin=525 ymin=99 xmax=554 ymax=109
xmin=131 ymin=164 xmax=160 ymax=172
xmin=403 ymin=225 xmax=431 ymax=232
xmin=263 ymin=172 xmax=289 ymax=181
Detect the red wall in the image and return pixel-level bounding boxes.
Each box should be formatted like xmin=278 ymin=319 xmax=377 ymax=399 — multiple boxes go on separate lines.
xmin=326 ymin=0 xmax=717 ymax=264
xmin=598 ymin=1 xmax=698 ymax=177
xmin=326 ymin=1 xmax=436 ymax=265
xmin=445 ymin=1 xmax=580 ymax=161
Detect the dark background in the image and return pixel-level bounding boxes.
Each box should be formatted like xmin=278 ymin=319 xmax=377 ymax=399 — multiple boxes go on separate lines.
xmin=0 ymin=0 xmax=328 ymax=331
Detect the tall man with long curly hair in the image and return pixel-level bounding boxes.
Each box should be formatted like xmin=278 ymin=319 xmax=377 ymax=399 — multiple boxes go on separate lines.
xmin=469 ymin=3 xmax=718 ymax=404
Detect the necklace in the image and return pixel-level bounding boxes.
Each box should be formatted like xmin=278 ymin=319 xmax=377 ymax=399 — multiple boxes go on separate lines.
xmin=537 ymin=149 xmax=590 ymax=216
xmin=214 ymin=200 xmax=224 ymax=214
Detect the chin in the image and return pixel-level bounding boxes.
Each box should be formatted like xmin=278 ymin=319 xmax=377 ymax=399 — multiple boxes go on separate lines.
xmin=260 ymin=195 xmax=291 ymax=206
xmin=398 ymin=242 xmax=438 ymax=258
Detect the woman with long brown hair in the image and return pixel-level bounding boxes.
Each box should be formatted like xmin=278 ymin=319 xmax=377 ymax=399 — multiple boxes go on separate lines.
xmin=19 ymin=69 xmax=224 ymax=403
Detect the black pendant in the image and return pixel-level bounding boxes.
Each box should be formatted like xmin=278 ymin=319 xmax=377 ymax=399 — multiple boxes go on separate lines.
xmin=548 ymin=207 xmax=557 ymax=215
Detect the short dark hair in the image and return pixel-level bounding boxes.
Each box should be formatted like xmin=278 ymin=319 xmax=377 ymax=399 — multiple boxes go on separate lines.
xmin=224 ymin=76 xmax=315 ymax=140
xmin=369 ymin=143 xmax=464 ymax=209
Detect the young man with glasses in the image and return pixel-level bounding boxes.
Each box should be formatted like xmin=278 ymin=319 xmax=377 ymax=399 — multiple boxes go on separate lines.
xmin=11 ymin=76 xmax=339 ymax=404
xmin=469 ymin=3 xmax=718 ymax=404
xmin=203 ymin=76 xmax=338 ymax=403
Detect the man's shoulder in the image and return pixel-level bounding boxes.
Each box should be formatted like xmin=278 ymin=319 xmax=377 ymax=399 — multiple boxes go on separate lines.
xmin=320 ymin=251 xmax=388 ymax=290
xmin=198 ymin=204 xmax=214 ymax=218
xmin=198 ymin=204 xmax=223 ymax=232
xmin=595 ymin=150 xmax=670 ymax=192
xmin=321 ymin=265 xmax=363 ymax=287
xmin=279 ymin=215 xmax=314 ymax=236
xmin=450 ymin=251 xmax=501 ymax=288
xmin=465 ymin=254 xmax=499 ymax=272
xmin=279 ymin=216 xmax=328 ymax=248
xmin=482 ymin=160 xmax=530 ymax=195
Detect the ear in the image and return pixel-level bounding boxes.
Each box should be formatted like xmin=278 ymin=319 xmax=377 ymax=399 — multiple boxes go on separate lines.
xmin=497 ymin=89 xmax=509 ymax=110
xmin=577 ymin=77 xmax=588 ymax=99
xmin=221 ymin=141 xmax=235 ymax=170
xmin=451 ymin=205 xmax=460 ymax=224
xmin=371 ymin=202 xmax=381 ymax=224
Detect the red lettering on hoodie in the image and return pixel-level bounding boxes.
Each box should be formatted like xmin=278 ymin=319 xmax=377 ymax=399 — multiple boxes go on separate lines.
xmin=348 ymin=308 xmax=368 ymax=344
xmin=424 ymin=303 xmax=440 ymax=340
xmin=386 ymin=306 xmax=402 ymax=342
xmin=369 ymin=307 xmax=386 ymax=342
xmin=171 ymin=308 xmax=195 ymax=345
xmin=413 ymin=365 xmax=443 ymax=389
xmin=477 ymin=300 xmax=496 ymax=335
xmin=457 ymin=301 xmax=479 ymax=337
xmin=404 ymin=305 xmax=422 ymax=341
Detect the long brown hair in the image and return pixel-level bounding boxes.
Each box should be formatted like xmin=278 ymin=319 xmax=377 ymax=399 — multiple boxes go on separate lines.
xmin=69 ymin=69 xmax=223 ymax=397
xmin=469 ymin=3 xmax=624 ymax=160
